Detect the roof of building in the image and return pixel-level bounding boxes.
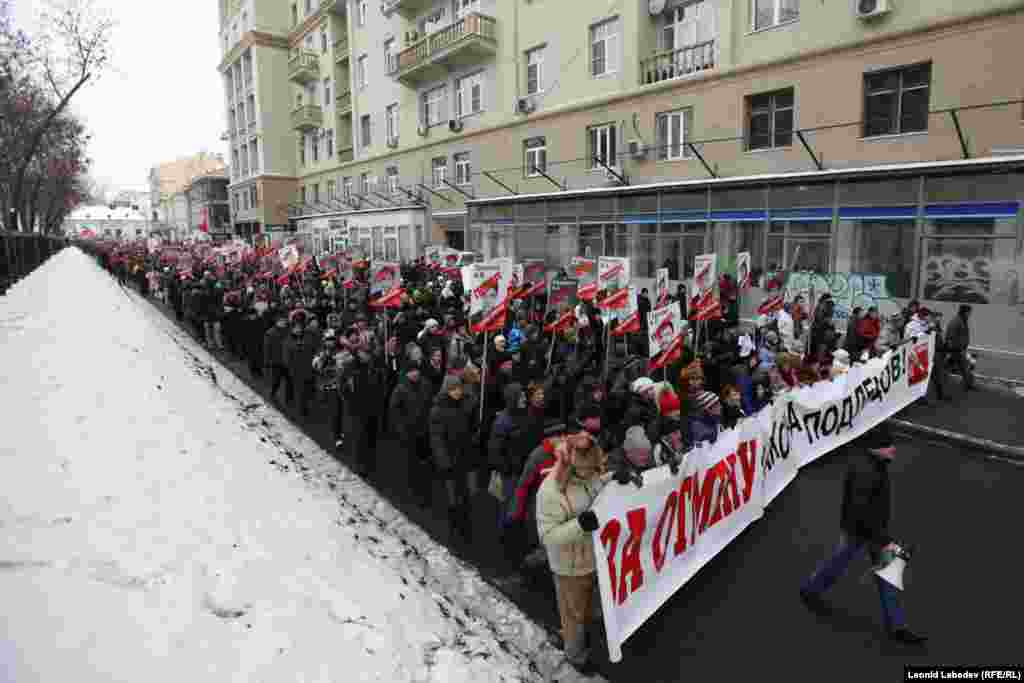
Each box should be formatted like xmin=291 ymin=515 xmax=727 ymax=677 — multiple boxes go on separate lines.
xmin=150 ymin=154 xmax=228 ymax=196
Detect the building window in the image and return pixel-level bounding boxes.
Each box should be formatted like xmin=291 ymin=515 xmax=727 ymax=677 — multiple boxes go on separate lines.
xmin=454 ymin=152 xmax=471 ymax=185
xmin=298 ymin=135 xmax=305 ymax=166
xmin=431 ymin=156 xmax=447 ymax=188
xmin=291 ymin=3 xmax=298 ymax=26
xmin=524 ymin=136 xmax=547 ymax=176
xmin=312 ymin=183 xmax=320 ymax=204
xmin=752 ymin=0 xmax=798 ymax=31
xmin=324 ymin=78 xmax=331 ymax=107
xmin=358 ymin=0 xmax=367 ymax=27
xmin=312 ymin=131 xmax=319 ymax=162
xmin=746 ymin=88 xmax=794 ymax=150
xmin=343 ymin=176 xmax=352 ymax=200
xmin=250 ymin=139 xmax=260 ymax=172
xmin=588 ymin=123 xmax=618 ymax=169
xmin=455 ymin=71 xmax=484 ymax=118
xmin=360 ymin=114 xmax=371 ymax=148
xmin=656 ymin=108 xmax=693 ymax=160
xmin=385 ymin=104 xmax=398 ymax=143
xmin=590 ymin=18 xmax=619 ymax=77
xmin=326 ymin=128 xmax=334 ymax=158
xmin=304 ymin=0 xmax=312 ymax=15
xmin=327 ymin=179 xmax=336 ymax=200
xmin=383 ymin=38 xmax=395 ymax=72
xmin=357 ymin=55 xmax=368 ymax=89
xmin=386 ymin=166 xmax=399 ymax=194
xmin=423 ymin=85 xmax=446 ymax=127
xmin=863 ymin=62 xmax=931 ymax=138
xmin=321 ymin=27 xmax=328 ymax=53
xmin=526 ymin=46 xmax=544 ymax=95
xmin=359 ymin=172 xmax=369 ymax=195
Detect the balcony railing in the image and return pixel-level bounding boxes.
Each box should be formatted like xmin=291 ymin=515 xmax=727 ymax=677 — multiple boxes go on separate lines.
xmin=336 ymin=89 xmax=352 ymax=115
xmin=288 ymin=50 xmax=320 ymax=83
xmin=388 ymin=12 xmax=497 ymax=85
xmin=291 ymin=104 xmax=323 ymax=131
xmin=382 ymin=0 xmax=431 ymax=18
xmin=641 ymin=40 xmax=715 ymax=86
xmin=334 ymin=36 xmax=349 ymax=63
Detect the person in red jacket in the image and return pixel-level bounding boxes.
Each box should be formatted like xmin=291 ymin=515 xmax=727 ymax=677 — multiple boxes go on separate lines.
xmin=856 ymin=307 xmax=882 ymax=357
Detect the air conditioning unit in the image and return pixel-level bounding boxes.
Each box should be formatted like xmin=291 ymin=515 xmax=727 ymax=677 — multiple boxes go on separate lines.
xmin=448 ymin=119 xmax=463 ymax=133
xmin=629 ymin=140 xmax=647 ymax=160
xmin=516 ymin=97 xmax=535 ymax=115
xmin=417 ymin=124 xmax=429 ymax=137
xmin=386 ymin=136 xmax=399 ymax=148
xmin=856 ymin=0 xmax=890 ymax=19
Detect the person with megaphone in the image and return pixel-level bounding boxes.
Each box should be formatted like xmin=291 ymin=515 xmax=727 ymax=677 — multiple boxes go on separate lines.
xmin=799 ymin=424 xmax=927 ymax=644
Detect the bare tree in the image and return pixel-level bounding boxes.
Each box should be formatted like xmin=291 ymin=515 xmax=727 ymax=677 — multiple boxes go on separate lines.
xmin=5 ymin=0 xmax=113 ymax=231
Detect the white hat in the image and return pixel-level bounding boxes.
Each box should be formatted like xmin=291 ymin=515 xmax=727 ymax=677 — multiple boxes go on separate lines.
xmin=423 ymin=318 xmax=440 ymax=330
xmin=631 ymin=377 xmax=655 ymax=394
xmin=832 ymin=349 xmax=851 ymax=369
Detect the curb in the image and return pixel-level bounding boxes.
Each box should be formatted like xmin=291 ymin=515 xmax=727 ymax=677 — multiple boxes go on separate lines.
xmin=976 ymin=373 xmax=1024 ymax=392
xmin=890 ymin=418 xmax=1024 ymax=462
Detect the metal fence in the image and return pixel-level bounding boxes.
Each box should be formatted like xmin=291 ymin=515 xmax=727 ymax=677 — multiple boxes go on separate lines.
xmin=0 ymin=232 xmax=69 ymax=294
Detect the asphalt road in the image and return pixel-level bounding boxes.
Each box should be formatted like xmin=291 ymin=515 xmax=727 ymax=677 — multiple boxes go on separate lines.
xmin=141 ymin=291 xmax=1023 ymax=683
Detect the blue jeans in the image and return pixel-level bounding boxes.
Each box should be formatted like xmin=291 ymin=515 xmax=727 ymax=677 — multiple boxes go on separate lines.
xmin=801 ymin=534 xmax=906 ymax=631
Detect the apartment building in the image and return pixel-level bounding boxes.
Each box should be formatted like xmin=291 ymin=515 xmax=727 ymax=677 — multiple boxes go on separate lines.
xmin=219 ymin=0 xmax=1024 ymax=355
xmin=185 ymin=173 xmax=232 ymax=237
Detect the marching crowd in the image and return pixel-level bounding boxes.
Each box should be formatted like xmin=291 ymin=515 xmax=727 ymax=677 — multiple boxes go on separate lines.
xmin=78 ymin=239 xmax=972 ymax=672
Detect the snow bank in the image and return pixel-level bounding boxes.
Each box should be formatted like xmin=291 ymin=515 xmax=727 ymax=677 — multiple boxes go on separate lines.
xmin=0 ymin=249 xmax=600 ymax=683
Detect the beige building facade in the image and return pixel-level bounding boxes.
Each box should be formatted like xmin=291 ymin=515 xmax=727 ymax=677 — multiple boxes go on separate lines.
xmin=218 ymin=0 xmax=1024 ymax=358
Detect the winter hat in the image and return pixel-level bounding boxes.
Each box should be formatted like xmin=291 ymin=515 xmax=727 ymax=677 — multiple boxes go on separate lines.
xmin=440 ymin=374 xmax=464 ymax=394
xmin=658 ymin=390 xmax=681 ymax=416
xmin=832 ymin=349 xmax=851 ymax=370
xmin=738 ymin=334 xmax=756 ymax=358
xmin=631 ymin=377 xmax=655 ymax=394
xmin=623 ymin=425 xmax=652 ymax=468
xmin=423 ymin=318 xmax=440 ymax=331
xmin=696 ymin=391 xmax=720 ymax=413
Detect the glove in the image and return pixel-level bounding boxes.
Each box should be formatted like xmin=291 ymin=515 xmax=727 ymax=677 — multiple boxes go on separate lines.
xmin=578 ymin=510 xmax=599 ymax=532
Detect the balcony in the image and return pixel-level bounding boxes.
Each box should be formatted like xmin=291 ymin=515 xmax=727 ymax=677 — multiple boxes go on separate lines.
xmin=338 ymin=146 xmax=354 ymax=163
xmin=388 ymin=12 xmax=497 ymax=86
xmin=288 ymin=50 xmax=320 ymax=84
xmin=336 ymin=88 xmax=352 ymax=115
xmin=641 ymin=39 xmax=715 ymax=86
xmin=334 ymin=36 xmax=349 ymax=63
xmin=381 ymin=0 xmax=431 ymax=19
xmin=292 ymin=104 xmax=323 ymax=132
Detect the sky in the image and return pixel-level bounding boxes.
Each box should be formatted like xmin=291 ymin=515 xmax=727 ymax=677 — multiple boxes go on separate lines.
xmin=13 ymin=0 xmax=226 ymax=190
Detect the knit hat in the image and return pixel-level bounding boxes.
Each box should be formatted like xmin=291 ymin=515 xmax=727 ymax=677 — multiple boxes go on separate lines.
xmin=623 ymin=425 xmax=652 ymax=468
xmin=631 ymin=377 xmax=655 ymax=394
xmin=696 ymin=391 xmax=720 ymax=413
xmin=832 ymin=349 xmax=851 ymax=370
xmin=658 ymin=390 xmax=681 ymax=416
xmin=440 ymin=374 xmax=464 ymax=394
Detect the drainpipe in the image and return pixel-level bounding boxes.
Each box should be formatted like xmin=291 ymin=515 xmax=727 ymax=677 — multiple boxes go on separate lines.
xmin=512 ymin=0 xmax=520 ymax=103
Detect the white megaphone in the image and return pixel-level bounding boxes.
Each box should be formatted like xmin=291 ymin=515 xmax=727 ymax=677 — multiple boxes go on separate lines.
xmin=873 ymin=543 xmax=912 ymax=590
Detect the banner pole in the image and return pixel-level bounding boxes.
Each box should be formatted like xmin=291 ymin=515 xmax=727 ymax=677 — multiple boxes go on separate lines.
xmin=603 ymin=318 xmax=612 ymax=383
xmin=546 ymin=328 xmax=556 ymax=372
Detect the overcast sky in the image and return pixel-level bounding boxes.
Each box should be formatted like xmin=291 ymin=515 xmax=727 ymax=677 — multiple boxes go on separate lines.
xmin=14 ymin=0 xmax=226 ymax=190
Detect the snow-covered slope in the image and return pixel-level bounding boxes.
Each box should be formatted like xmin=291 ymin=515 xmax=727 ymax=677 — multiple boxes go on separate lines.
xmin=0 ymin=249 xmax=598 ymax=683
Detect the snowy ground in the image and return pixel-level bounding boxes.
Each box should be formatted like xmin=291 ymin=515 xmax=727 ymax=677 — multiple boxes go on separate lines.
xmin=0 ymin=249 xmax=600 ymax=683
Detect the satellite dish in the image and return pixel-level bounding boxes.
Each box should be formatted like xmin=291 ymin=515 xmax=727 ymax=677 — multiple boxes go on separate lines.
xmin=649 ymin=0 xmax=667 ymax=15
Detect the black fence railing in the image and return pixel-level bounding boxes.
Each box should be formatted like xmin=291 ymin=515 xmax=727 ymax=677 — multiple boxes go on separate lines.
xmin=0 ymin=232 xmax=70 ymax=294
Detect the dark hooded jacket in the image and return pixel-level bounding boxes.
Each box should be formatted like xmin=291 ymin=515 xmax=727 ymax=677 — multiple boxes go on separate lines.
xmin=283 ymin=329 xmax=317 ymax=384
xmin=429 ymin=391 xmax=475 ymax=472
xmin=487 ymin=383 xmax=547 ymax=477
xmin=388 ymin=371 xmax=434 ymax=440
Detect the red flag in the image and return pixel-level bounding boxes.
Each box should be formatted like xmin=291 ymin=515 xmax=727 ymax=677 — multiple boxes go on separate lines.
xmin=522 ymin=279 xmax=546 ymax=298
xmin=342 ymin=278 xmax=357 ymax=289
xmin=757 ymin=294 xmax=785 ymax=316
xmin=578 ymin=281 xmax=598 ymax=301
xmin=474 ymin=272 xmax=500 ymax=298
xmin=648 ymin=334 xmax=685 ymax=371
xmin=275 ymin=274 xmax=290 ymax=286
xmin=544 ymin=309 xmax=576 ymax=334
xmin=611 ymin=311 xmax=641 ymax=336
xmin=370 ymin=287 xmax=406 ymax=308
xmin=596 ymin=288 xmax=630 ymax=310
xmin=472 ymin=300 xmax=508 ymax=334
xmin=600 ymin=262 xmax=624 ymax=282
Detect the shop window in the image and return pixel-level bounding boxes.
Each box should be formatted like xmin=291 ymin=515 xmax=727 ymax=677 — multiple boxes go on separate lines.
xmin=848 ymin=220 xmax=915 ymax=298
xmin=920 ymin=218 xmax=1018 ymax=305
xmin=839 ymin=177 xmax=917 ymax=205
xmin=579 ymin=224 xmax=603 ymax=258
xmin=635 ymin=223 xmax=658 ymax=278
xmin=767 ymin=220 xmax=831 ymax=272
xmin=863 ymin=62 xmax=931 ymax=138
xmin=660 ymin=223 xmax=706 ymax=279
xmin=745 ymin=88 xmax=793 ymax=150
xmin=925 ymin=172 xmax=1022 ymax=203
xmin=768 ymin=182 xmax=834 ymax=208
xmin=711 ymin=186 xmax=765 ymax=210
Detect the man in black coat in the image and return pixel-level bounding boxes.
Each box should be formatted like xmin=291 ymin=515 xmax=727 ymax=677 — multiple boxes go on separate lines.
xmin=430 ymin=374 xmax=478 ymax=542
xmin=799 ymin=424 xmax=926 ymax=644
xmin=388 ymin=359 xmax=435 ymax=507
xmin=341 ymin=346 xmax=386 ymax=476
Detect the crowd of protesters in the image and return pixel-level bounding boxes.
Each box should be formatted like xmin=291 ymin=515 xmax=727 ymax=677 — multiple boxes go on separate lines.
xmin=76 ymin=238 xmax=972 ymax=674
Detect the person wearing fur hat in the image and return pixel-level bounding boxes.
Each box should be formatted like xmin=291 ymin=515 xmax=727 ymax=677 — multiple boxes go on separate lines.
xmin=429 ymin=374 xmax=479 ymax=542
xmin=800 ymin=424 xmax=926 ymax=644
xmin=536 ymin=430 xmax=609 ymax=675
xmin=389 ymin=357 xmax=436 ymax=508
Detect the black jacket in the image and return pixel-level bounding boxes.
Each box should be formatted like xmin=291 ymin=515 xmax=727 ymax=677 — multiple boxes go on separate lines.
xmin=840 ymin=449 xmax=893 ymax=552
xmin=429 ymin=393 xmax=476 ymax=472
xmin=388 ymin=375 xmax=434 ymax=440
xmin=341 ymin=356 xmax=387 ymax=417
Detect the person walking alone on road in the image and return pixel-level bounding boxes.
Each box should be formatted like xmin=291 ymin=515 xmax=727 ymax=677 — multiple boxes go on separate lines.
xmin=799 ymin=424 xmax=927 ymax=644
xmin=944 ymin=304 xmax=976 ymax=393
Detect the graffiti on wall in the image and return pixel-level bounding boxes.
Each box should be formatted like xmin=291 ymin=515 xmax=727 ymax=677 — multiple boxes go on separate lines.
xmin=782 ymin=272 xmax=901 ymax=323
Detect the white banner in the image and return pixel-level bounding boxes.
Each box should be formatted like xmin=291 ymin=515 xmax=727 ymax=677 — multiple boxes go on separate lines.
xmin=655 ymin=268 xmax=670 ymax=307
xmin=647 ymin=302 xmax=683 ymax=359
xmin=591 ymin=334 xmax=934 ymax=662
